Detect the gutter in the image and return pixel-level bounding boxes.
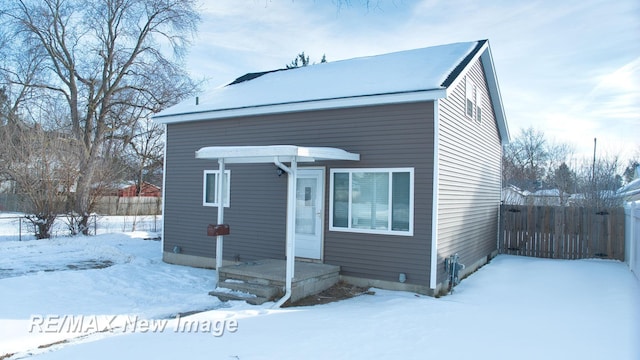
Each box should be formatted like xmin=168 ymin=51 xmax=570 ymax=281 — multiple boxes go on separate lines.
xmin=153 ymin=89 xmax=447 ymax=124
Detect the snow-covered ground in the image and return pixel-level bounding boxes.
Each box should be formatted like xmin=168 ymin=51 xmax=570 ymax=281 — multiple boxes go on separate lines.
xmin=0 ymin=224 xmax=638 ymax=359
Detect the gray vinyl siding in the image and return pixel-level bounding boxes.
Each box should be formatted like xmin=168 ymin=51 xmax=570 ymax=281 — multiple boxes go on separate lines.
xmin=163 ymin=102 xmax=435 ymax=285
xmin=436 ymin=58 xmax=502 ymax=283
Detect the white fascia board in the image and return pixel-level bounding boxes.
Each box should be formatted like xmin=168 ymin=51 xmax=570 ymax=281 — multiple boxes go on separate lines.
xmin=444 ymin=41 xmax=488 ymax=96
xmin=154 ymin=89 xmax=446 ymax=124
xmin=480 ymin=47 xmax=510 ymax=144
xmin=443 ymin=40 xmax=509 ymax=145
xmin=195 ymin=145 xmax=360 ymax=163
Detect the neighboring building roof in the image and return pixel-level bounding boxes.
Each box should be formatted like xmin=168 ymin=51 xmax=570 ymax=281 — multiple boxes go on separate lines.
xmin=618 ymin=178 xmax=640 ymax=200
xmin=154 ymin=40 xmax=508 ymax=143
xmin=116 ymin=181 xmax=161 ymax=191
xmin=533 ymin=189 xmax=564 ymax=197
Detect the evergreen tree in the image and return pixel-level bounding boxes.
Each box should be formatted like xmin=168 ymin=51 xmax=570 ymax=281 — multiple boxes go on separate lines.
xmin=286 ymin=52 xmax=327 ymax=69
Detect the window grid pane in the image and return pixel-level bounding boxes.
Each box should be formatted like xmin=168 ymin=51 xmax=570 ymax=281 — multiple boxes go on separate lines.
xmin=332 ymin=172 xmax=349 ymax=228
xmin=351 ymin=172 xmax=389 ymax=230
xmin=203 ymin=170 xmax=230 ymax=207
xmin=392 ymin=172 xmax=410 ymax=231
xmin=205 ymin=173 xmax=217 ymax=203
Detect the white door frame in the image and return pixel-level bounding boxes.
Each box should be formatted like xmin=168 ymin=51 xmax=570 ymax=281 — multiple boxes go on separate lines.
xmin=295 ymin=167 xmax=325 ymax=260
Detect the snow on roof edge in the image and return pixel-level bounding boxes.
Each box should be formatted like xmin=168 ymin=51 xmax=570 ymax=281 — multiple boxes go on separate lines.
xmin=154 ymin=40 xmax=482 ymax=123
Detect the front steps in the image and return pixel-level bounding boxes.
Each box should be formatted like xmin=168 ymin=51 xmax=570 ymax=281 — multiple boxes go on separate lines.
xmin=209 ymin=280 xmax=282 ymax=305
xmin=209 ymin=259 xmax=340 ymax=305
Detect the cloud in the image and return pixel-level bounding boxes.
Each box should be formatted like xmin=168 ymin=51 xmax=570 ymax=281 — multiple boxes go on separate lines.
xmin=184 ymin=0 xmax=640 ymax=160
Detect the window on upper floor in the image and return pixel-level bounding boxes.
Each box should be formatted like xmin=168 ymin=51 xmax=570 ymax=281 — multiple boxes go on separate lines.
xmin=465 ymin=76 xmax=476 ymax=118
xmin=476 ymin=93 xmax=483 ymax=123
xmin=466 ymin=76 xmax=484 ymax=123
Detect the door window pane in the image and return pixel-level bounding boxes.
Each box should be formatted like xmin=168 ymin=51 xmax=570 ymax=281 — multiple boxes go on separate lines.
xmin=296 ymin=178 xmax=317 ymax=235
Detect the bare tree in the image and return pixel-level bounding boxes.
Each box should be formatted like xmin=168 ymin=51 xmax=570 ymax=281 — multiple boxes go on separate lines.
xmin=1 ymin=0 xmax=199 ymax=233
xmin=573 ymin=155 xmax=623 ymax=208
xmin=122 ymin=118 xmax=165 ymax=194
xmin=0 ymin=122 xmax=78 ymax=238
xmin=548 ymin=162 xmax=576 ymax=205
xmin=504 ymin=127 xmax=576 ymax=193
xmin=503 ymin=127 xmax=550 ymax=191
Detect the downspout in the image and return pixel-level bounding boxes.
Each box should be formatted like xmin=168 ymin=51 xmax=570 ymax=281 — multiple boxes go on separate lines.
xmin=215 ymin=158 xmax=225 ymax=286
xmin=429 ymin=100 xmax=440 ymax=292
xmin=272 ymin=157 xmax=297 ymax=308
xmin=160 ymin=124 xmax=168 ymax=257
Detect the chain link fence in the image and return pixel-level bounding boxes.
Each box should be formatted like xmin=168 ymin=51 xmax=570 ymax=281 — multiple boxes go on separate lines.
xmin=0 ymin=214 xmax=162 ymax=241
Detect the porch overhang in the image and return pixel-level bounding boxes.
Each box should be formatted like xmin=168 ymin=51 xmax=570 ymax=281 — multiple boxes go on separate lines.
xmin=195 ymin=145 xmax=360 ymax=163
xmin=195 ymin=145 xmax=359 ymax=307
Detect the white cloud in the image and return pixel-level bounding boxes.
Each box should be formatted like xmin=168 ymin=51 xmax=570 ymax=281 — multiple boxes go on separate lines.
xmin=184 ymin=0 xmax=640 ymax=160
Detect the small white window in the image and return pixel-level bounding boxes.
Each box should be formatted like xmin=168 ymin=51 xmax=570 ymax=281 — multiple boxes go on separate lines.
xmin=203 ymin=170 xmax=230 ymax=207
xmin=330 ymin=168 xmax=414 ymax=236
xmin=476 ymin=94 xmax=482 ymax=123
xmin=465 ymin=76 xmax=475 ymax=118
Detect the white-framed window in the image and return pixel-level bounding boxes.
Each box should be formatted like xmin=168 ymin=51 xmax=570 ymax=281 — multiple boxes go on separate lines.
xmin=476 ymin=93 xmax=483 ymax=123
xmin=203 ymin=170 xmax=230 ymax=207
xmin=329 ymin=168 xmax=414 ymax=236
xmin=466 ymin=76 xmax=483 ymax=123
xmin=465 ymin=76 xmax=475 ymax=118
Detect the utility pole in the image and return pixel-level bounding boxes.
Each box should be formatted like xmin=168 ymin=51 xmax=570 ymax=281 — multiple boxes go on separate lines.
xmin=592 ymin=137 xmax=597 ymax=182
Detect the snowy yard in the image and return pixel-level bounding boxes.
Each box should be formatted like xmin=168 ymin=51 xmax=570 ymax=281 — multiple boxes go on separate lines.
xmin=0 ymin=230 xmax=638 ymax=359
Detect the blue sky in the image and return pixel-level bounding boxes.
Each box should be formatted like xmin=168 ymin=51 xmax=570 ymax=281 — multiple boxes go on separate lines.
xmin=185 ymin=0 xmax=639 ymax=162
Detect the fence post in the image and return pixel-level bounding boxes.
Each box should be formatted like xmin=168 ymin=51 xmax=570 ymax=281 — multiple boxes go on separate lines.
xmin=19 ymin=217 xmax=22 ymax=241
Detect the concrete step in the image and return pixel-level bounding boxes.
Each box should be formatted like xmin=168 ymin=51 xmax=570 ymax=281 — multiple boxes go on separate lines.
xmin=208 ymin=290 xmax=270 ymax=305
xmin=218 ymin=281 xmax=282 ymax=300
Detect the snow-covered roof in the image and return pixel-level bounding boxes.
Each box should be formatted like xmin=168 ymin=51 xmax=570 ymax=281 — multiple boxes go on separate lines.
xmin=617 ymin=177 xmax=640 ymax=200
xmin=533 ymin=189 xmax=564 ymax=197
xmin=154 ymin=40 xmax=508 ymax=143
xmin=154 ymin=40 xmax=508 ymax=131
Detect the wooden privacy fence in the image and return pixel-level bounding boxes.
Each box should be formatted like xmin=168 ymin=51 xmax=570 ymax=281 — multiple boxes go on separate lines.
xmin=499 ymin=205 xmax=625 ymax=260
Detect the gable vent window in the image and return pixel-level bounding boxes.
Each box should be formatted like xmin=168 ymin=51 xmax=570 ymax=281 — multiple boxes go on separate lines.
xmin=465 ymin=76 xmax=484 ymax=123
xmin=476 ymin=94 xmax=483 ymax=123
xmin=465 ymin=76 xmax=475 ymax=118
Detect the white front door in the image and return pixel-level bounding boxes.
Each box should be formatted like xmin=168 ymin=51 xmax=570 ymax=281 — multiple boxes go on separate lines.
xmin=295 ymin=168 xmax=324 ymax=259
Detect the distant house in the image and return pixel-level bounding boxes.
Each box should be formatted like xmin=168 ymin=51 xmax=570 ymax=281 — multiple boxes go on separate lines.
xmin=153 ymin=40 xmax=509 ymax=296
xmin=618 ymin=169 xmax=640 ymax=202
xmin=502 ymin=185 xmax=529 ymax=205
xmin=116 ymin=182 xmax=162 ymax=198
xmin=528 ymin=189 xmax=570 ymax=206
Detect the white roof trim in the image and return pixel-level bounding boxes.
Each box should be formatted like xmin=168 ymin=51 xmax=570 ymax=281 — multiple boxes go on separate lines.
xmin=444 ymin=40 xmax=509 ymax=144
xmin=481 ymin=45 xmax=509 ymax=144
xmin=156 ymin=89 xmax=446 ymax=124
xmin=195 ymin=145 xmax=360 ymax=164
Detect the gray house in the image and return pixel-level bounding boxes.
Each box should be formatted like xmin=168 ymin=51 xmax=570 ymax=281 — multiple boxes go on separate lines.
xmin=154 ymin=39 xmax=509 ymax=297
